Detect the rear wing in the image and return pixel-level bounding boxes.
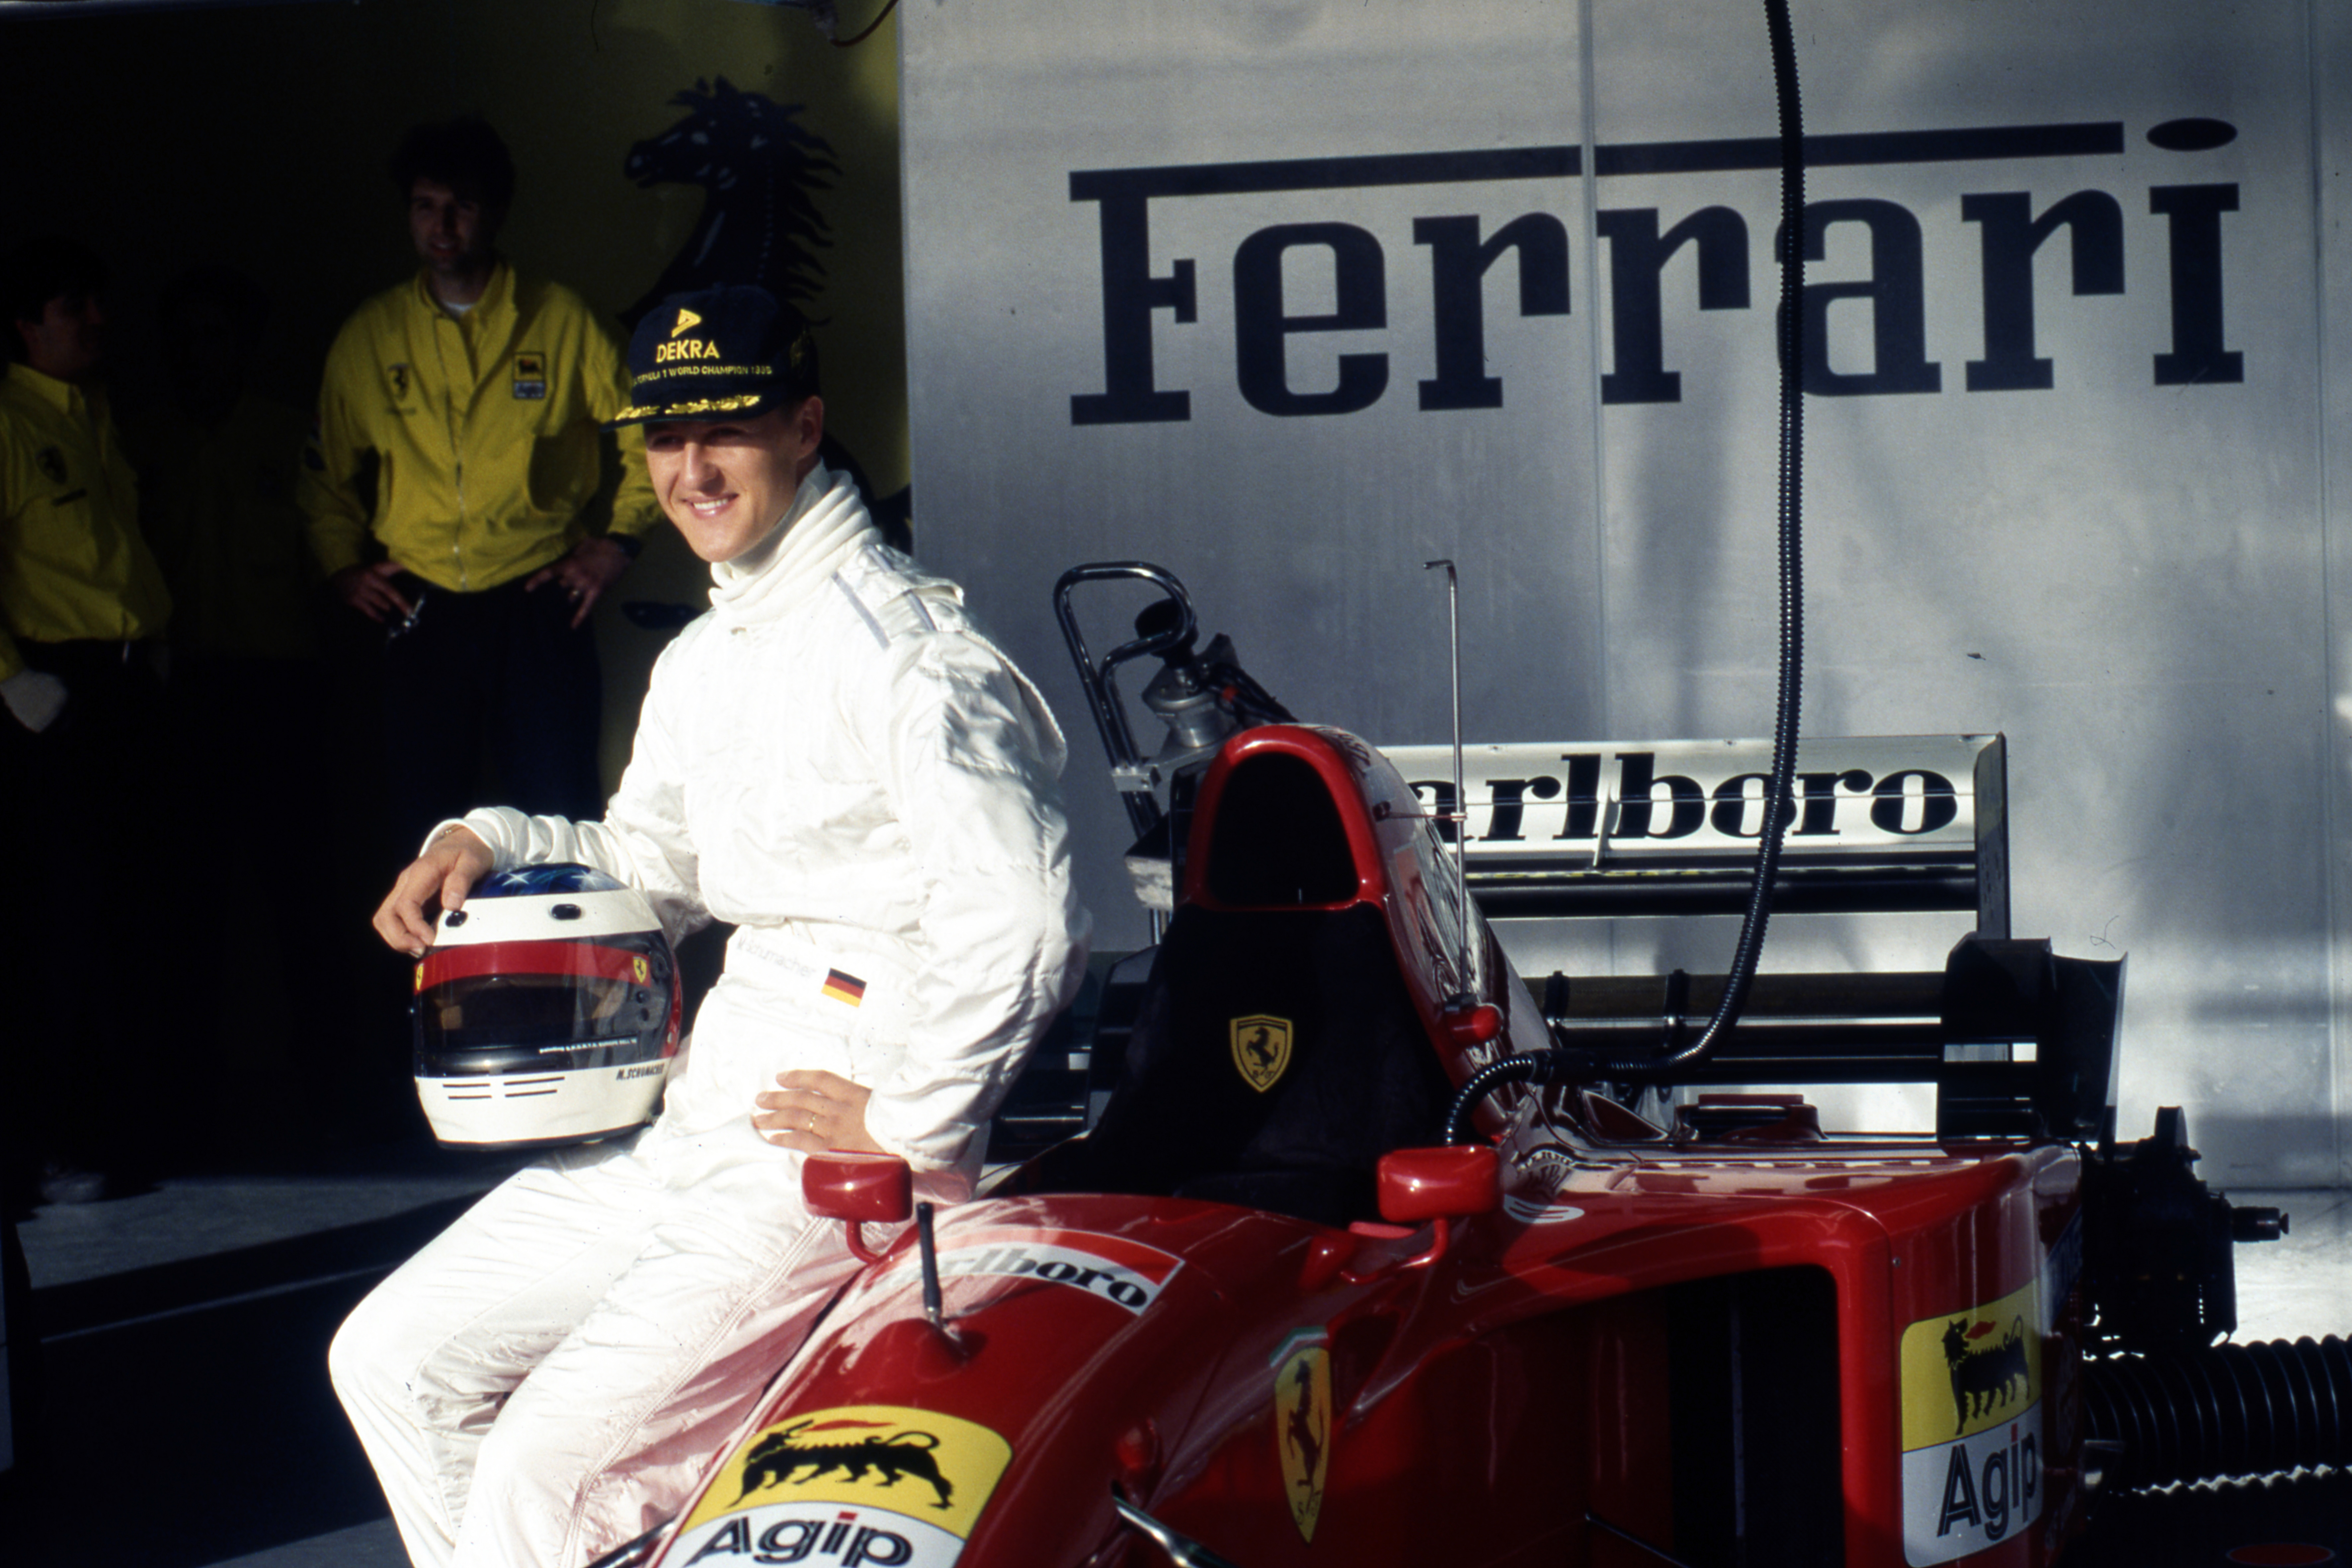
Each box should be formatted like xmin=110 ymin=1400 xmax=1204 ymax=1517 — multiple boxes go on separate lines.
xmin=1380 ymin=734 xmax=2118 ymax=1141
xmin=1380 ymin=734 xmax=2009 ymax=938
xmin=998 ymin=729 xmax=2114 ymax=1153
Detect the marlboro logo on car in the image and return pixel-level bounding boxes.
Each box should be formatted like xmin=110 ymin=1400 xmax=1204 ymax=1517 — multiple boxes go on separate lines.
xmin=888 ymin=1228 xmax=1185 ymax=1315
xmin=1381 ymin=735 xmax=1997 ymax=856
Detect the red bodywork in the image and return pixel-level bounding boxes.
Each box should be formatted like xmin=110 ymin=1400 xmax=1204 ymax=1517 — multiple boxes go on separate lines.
xmin=637 ymin=727 xmax=2088 ymax=1568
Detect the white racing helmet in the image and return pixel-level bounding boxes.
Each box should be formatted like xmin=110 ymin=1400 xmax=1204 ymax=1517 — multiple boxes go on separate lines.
xmin=412 ymin=863 xmax=683 ymax=1149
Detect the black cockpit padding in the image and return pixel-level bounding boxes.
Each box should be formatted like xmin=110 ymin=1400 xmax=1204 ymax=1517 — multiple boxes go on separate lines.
xmin=1204 ymin=753 xmax=1360 ymax=907
xmin=1025 ymin=902 xmax=1457 ymax=1228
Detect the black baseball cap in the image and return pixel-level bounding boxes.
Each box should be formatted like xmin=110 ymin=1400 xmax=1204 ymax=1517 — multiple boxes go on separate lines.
xmin=608 ymin=285 xmax=818 ymax=429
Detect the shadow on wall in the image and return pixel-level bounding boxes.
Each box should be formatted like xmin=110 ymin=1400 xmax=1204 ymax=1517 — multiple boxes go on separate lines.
xmin=2189 ymin=1114 xmax=2346 ymax=1192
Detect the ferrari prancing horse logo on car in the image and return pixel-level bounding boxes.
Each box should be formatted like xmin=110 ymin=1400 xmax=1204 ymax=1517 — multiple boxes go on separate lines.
xmin=1274 ymin=1341 xmax=1331 ymax=1541
xmin=1230 ymin=1015 xmax=1292 ymax=1092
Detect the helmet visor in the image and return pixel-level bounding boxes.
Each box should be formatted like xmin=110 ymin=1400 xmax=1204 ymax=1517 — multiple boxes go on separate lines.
xmin=415 ymin=936 xmax=676 ymax=1077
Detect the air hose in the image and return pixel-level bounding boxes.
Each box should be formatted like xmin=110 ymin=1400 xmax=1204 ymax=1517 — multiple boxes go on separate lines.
xmin=2082 ymin=1335 xmax=2352 ymax=1491
xmin=1445 ymin=0 xmax=1807 ymax=1139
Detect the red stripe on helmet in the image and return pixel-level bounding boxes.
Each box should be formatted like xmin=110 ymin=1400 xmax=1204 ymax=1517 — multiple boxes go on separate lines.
xmin=418 ymin=940 xmax=650 ymax=989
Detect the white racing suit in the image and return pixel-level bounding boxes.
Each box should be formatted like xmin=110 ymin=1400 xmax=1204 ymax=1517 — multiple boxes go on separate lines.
xmin=330 ymin=464 xmax=1092 ymax=1567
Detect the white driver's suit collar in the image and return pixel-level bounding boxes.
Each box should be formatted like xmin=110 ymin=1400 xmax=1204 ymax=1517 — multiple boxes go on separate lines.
xmin=707 ymin=460 xmax=877 ymax=627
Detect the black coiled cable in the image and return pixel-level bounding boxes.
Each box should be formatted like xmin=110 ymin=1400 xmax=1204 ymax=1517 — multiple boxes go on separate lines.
xmin=1444 ymin=0 xmax=1807 ymax=1140
xmin=2083 ymin=1335 xmax=2352 ymax=1490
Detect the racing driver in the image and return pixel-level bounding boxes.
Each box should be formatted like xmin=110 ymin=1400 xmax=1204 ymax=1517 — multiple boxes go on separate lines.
xmin=329 ymin=283 xmax=1092 ymax=1567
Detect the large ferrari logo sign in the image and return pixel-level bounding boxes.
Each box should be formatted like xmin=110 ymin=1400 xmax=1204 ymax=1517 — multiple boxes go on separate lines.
xmin=671 ymin=1404 xmax=1012 ymax=1566
xmin=1273 ymin=1341 xmax=1331 ymax=1541
xmin=1230 ymin=1015 xmax=1292 ymax=1092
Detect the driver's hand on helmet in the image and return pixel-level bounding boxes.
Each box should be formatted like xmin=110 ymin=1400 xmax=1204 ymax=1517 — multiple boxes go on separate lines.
xmin=374 ymin=826 xmax=496 ymax=956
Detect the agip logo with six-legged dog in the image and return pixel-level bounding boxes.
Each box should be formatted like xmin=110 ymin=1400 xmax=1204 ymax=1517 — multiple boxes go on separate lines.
xmin=1899 ymin=1281 xmax=2043 ymax=1566
xmin=672 ymin=1405 xmax=1012 ymax=1566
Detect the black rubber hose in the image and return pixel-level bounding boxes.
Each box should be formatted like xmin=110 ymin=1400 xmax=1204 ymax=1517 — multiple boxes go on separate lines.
xmin=1444 ymin=0 xmax=1806 ymax=1138
xmin=2082 ymin=1336 xmax=2352 ymax=1490
xmin=1564 ymin=0 xmax=1804 ymax=1084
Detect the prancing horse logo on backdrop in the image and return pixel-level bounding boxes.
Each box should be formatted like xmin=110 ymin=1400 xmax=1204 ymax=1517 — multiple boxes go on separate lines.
xmin=622 ymin=77 xmax=910 ymax=545
xmin=621 ymin=77 xmax=839 ymax=330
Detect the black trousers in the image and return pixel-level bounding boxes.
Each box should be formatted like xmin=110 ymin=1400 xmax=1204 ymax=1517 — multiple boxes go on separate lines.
xmin=376 ymin=571 xmax=606 ymax=856
xmin=0 ymin=641 xmax=167 ymax=1174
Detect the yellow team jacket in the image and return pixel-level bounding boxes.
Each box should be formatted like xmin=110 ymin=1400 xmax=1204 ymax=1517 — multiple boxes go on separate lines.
xmin=0 ymin=363 xmax=171 ymax=682
xmin=299 ymin=263 xmax=659 ymax=593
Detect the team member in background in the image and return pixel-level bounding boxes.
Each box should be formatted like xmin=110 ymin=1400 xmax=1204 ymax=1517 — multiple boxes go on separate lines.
xmin=329 ymin=284 xmax=1091 ymax=1566
xmin=0 ymin=237 xmax=171 ymax=1207
xmin=300 ymin=117 xmax=661 ymax=853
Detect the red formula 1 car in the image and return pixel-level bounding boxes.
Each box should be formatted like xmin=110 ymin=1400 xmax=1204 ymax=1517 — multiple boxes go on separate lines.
xmin=592 ymin=565 xmax=2339 ymax=1568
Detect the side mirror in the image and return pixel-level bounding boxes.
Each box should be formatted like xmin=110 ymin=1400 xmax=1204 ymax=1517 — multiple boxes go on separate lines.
xmin=1376 ymin=1144 xmax=1500 ymax=1225
xmin=1344 ymin=1146 xmax=1500 ymax=1282
xmin=804 ymin=1151 xmax=913 ymax=1263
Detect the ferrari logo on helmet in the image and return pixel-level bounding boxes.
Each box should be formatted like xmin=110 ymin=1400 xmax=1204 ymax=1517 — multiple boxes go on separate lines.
xmin=671 ymin=306 xmax=702 ymax=337
xmin=633 ymin=954 xmax=650 ymax=985
xmin=1230 ymin=1015 xmax=1292 ymax=1093
xmin=1274 ymin=1342 xmax=1331 ymax=1541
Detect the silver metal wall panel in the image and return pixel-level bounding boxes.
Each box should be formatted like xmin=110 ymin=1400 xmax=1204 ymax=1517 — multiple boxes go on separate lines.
xmin=2319 ymin=0 xmax=2352 ymax=1193
xmin=902 ymin=1 xmax=2345 ymax=1184
xmin=901 ymin=1 xmax=1599 ymax=935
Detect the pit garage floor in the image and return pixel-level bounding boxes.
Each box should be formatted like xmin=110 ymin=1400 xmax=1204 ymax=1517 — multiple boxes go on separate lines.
xmin=1 ymin=1145 xmax=2344 ymax=1568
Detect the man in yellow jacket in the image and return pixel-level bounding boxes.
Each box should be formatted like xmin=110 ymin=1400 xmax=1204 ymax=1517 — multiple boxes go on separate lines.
xmin=300 ymin=118 xmax=660 ymax=851
xmin=1 ymin=236 xmax=173 ymax=1207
